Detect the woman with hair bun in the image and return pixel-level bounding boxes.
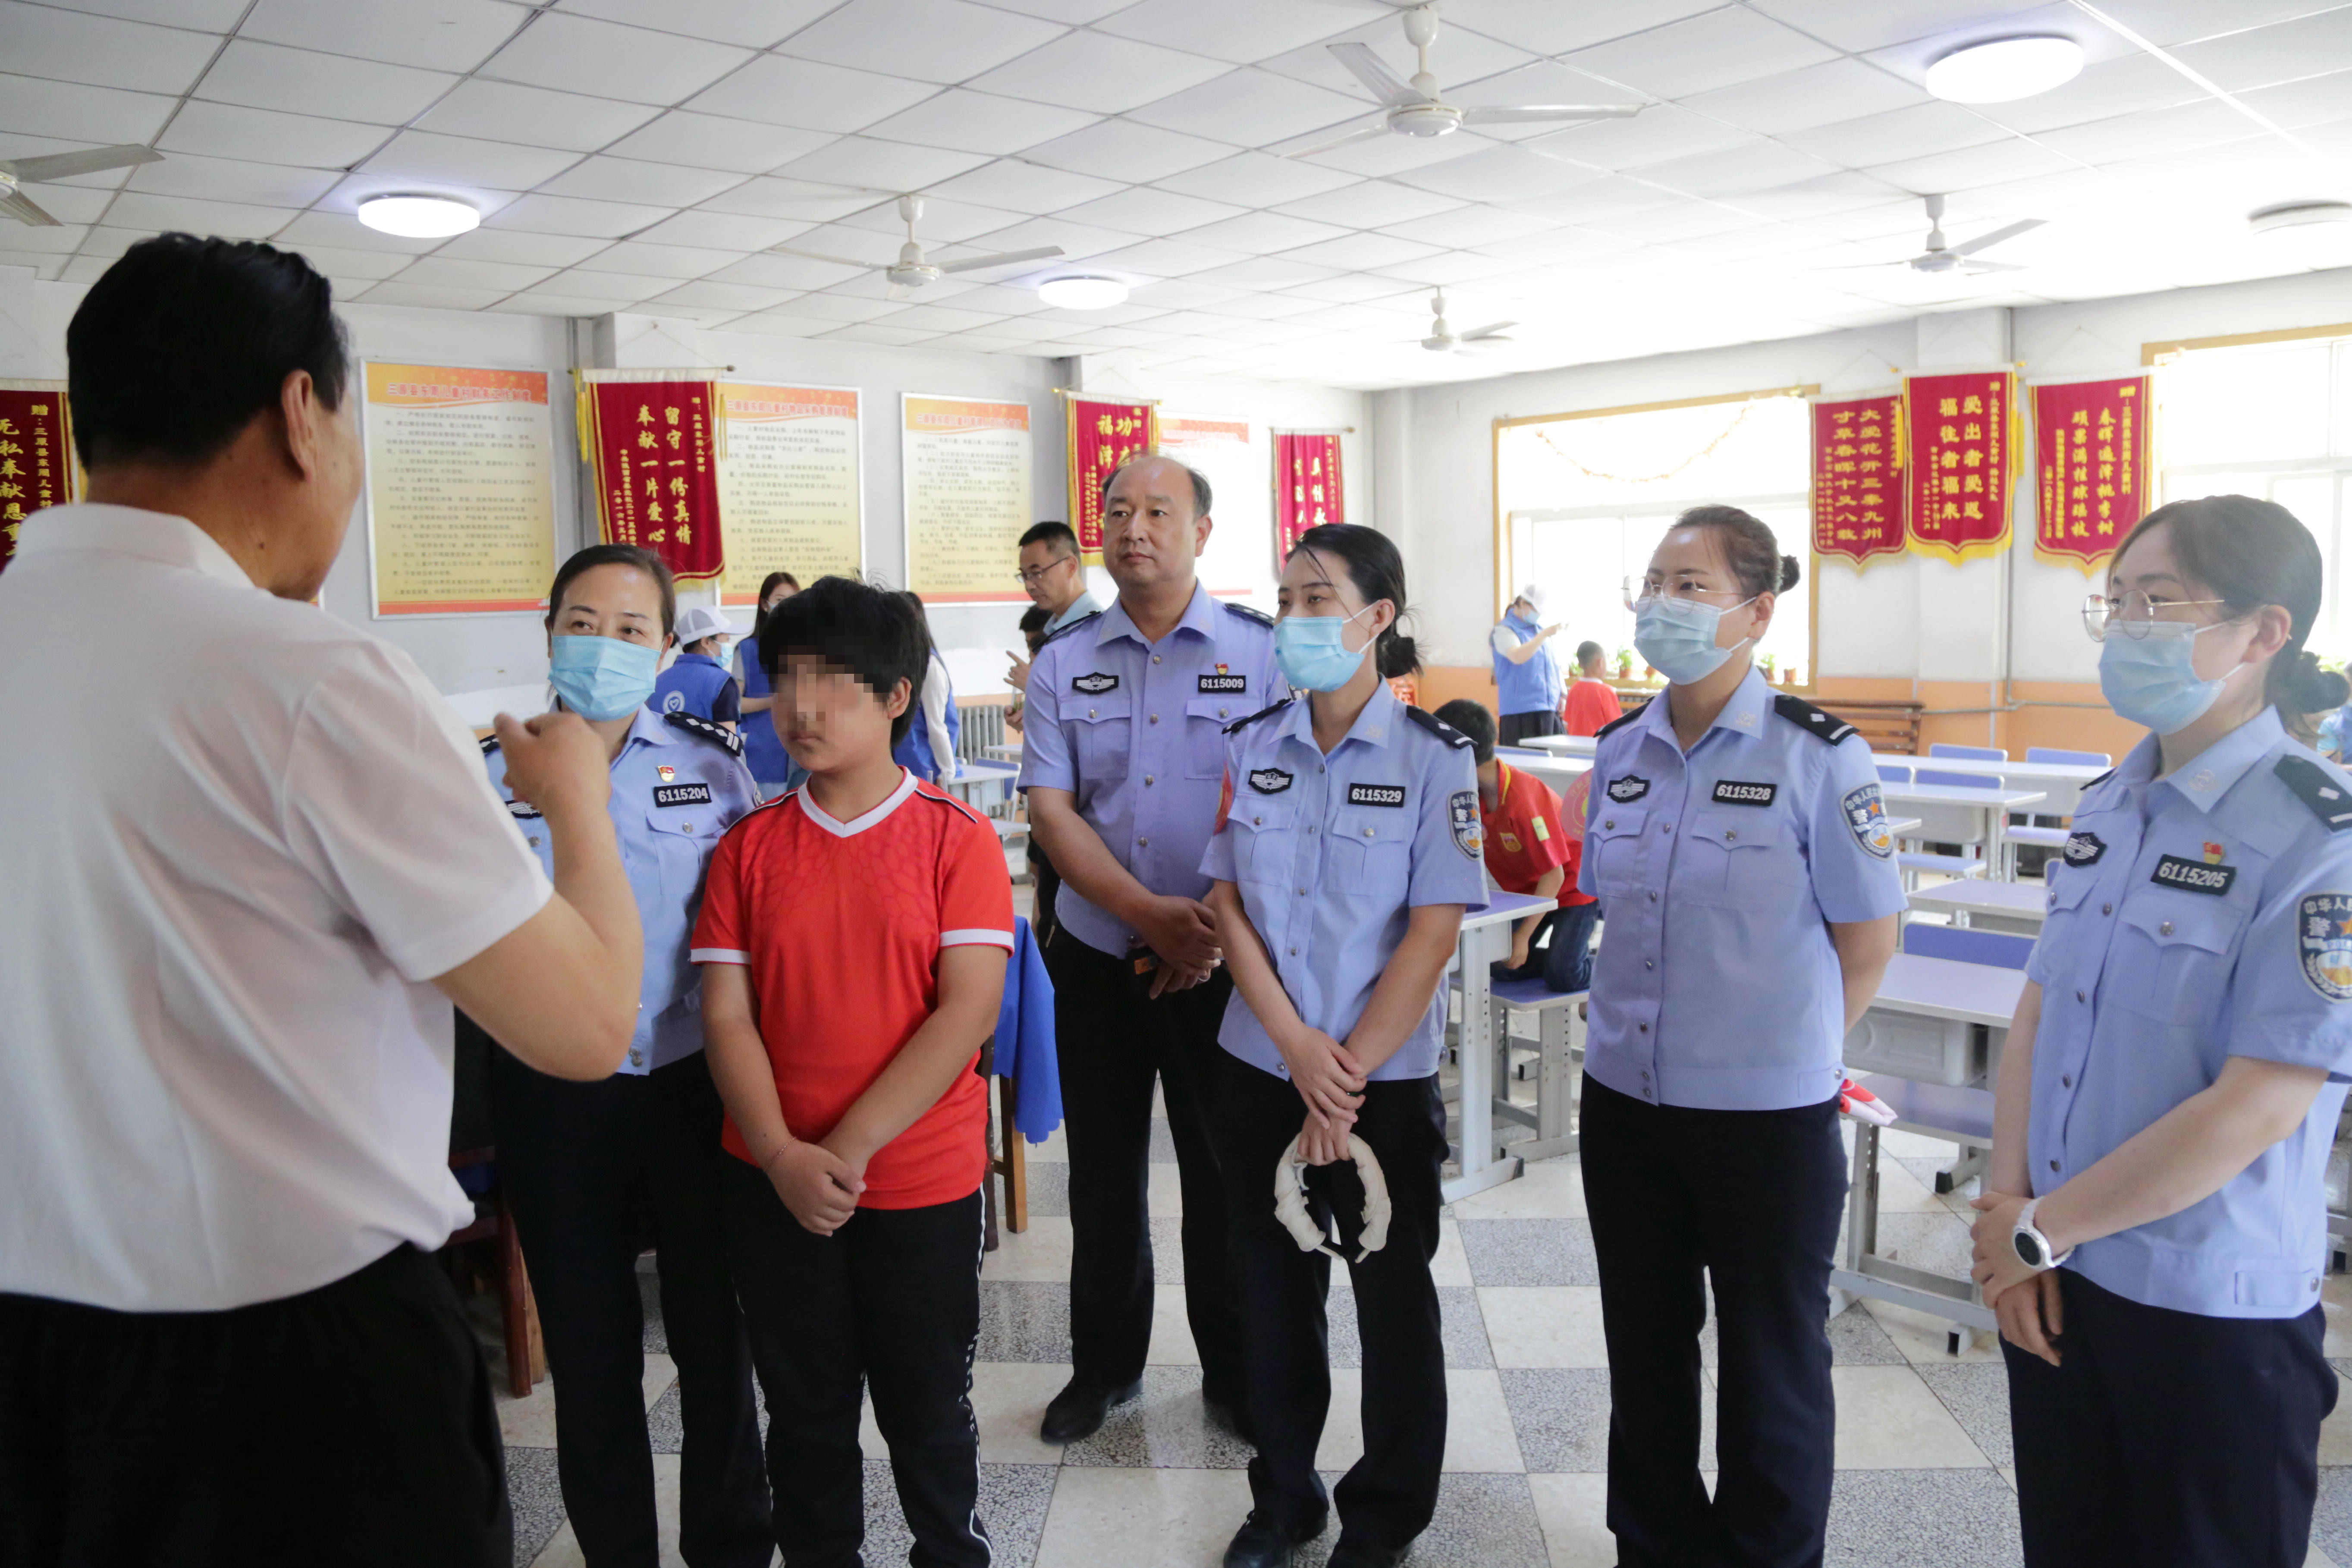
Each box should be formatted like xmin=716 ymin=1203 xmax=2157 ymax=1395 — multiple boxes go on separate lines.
xmin=1580 ymin=505 xmax=1906 ymax=1568
xmin=1969 ymin=496 xmax=2352 ymax=1568
xmin=1199 ymin=523 xmax=1487 ymax=1568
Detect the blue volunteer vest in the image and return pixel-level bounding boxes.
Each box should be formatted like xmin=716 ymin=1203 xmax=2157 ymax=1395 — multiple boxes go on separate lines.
xmin=894 ymin=655 xmax=962 ymax=783
xmin=1492 ymin=610 xmax=1561 ymax=717
xmin=647 ymin=653 xmax=732 ymax=722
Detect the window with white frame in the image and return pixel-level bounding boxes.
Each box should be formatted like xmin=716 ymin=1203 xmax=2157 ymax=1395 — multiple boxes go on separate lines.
xmin=1496 ymin=392 xmax=1814 ymax=683
xmin=2158 ymin=332 xmax=2352 ymax=663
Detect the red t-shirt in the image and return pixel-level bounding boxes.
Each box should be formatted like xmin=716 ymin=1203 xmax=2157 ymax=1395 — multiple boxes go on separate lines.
xmin=1561 ymin=677 xmax=1620 ymax=737
xmin=690 ymin=770 xmax=1015 ymax=1209
xmin=1479 ymin=762 xmax=1589 ymax=908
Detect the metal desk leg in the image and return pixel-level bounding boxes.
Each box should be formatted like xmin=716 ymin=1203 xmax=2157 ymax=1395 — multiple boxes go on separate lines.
xmin=1442 ymin=920 xmax=1523 ymax=1203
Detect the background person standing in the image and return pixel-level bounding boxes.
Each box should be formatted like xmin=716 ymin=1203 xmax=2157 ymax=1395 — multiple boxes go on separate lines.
xmin=1561 ymin=641 xmax=1622 ymax=737
xmin=735 ymin=572 xmax=799 ymax=800
xmin=1019 ymin=456 xmax=1276 ymax=1444
xmin=0 ymin=233 xmax=644 ymax=1567
xmin=1491 ymin=584 xmax=1565 ymax=745
xmin=650 ymin=603 xmax=743 ymax=729
xmin=1005 ymin=520 xmax=1103 ymax=697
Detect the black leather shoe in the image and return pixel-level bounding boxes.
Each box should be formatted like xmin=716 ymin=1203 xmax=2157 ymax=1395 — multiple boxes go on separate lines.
xmin=1039 ymin=1376 xmax=1141 ymax=1444
xmin=1222 ymin=1515 xmax=1310 ymax=1568
xmin=1323 ymin=1539 xmax=1410 ymax=1568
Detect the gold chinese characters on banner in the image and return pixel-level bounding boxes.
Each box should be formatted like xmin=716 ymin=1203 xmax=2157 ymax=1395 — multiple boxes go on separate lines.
xmin=1905 ymin=371 xmax=2019 ymax=566
xmin=1065 ymin=394 xmax=1156 ymax=564
xmin=1810 ymin=395 xmax=1904 ymax=570
xmin=0 ymin=382 xmax=74 ymax=574
xmin=2033 ymin=377 xmax=2148 ymax=573
xmin=581 ymin=380 xmax=725 ymax=583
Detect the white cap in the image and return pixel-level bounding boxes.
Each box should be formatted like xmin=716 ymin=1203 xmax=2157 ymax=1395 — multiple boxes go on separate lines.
xmin=674 ymin=605 xmax=733 ymax=647
xmin=1516 ymin=583 xmax=1546 ymax=614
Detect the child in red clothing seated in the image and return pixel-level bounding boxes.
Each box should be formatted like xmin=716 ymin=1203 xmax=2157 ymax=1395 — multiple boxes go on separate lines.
xmin=693 ymin=575 xmax=1013 ymax=1568
xmin=1435 ymin=699 xmax=1598 ymax=994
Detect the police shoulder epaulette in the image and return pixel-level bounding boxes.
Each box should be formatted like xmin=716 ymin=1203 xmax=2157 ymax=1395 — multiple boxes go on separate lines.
xmin=1772 ymin=693 xmax=1856 ymax=745
xmin=1594 ymin=701 xmax=1648 ymax=740
xmin=478 ymin=732 xmax=500 ymax=755
xmin=1224 ymin=698 xmax=1293 ymax=735
xmin=2082 ymin=767 xmax=2116 ymax=793
xmin=1221 ymin=600 xmax=1275 ymax=627
xmin=664 ymin=710 xmax=744 ymax=757
xmin=1039 ymin=610 xmax=1102 ymax=647
xmin=1404 ymin=705 xmax=1473 ymax=749
xmin=2276 ymin=754 xmax=2352 ymax=832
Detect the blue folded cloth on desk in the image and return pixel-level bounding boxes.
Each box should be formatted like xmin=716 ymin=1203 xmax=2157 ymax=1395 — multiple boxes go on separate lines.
xmin=992 ymin=916 xmax=1062 ymax=1144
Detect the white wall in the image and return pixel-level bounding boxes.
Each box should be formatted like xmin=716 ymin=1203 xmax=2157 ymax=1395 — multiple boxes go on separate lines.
xmin=1390 ymin=267 xmax=2352 ymax=686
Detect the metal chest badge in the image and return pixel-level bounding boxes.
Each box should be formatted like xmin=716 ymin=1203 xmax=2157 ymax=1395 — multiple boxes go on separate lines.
xmin=2299 ymin=893 xmax=2352 ymax=1002
xmin=1840 ymin=781 xmax=1894 ymax=860
xmin=1450 ymin=789 xmax=1481 ymax=860
xmin=658 ymin=765 xmax=676 ymax=782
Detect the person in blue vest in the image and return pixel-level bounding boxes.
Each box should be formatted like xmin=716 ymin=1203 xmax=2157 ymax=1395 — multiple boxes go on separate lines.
xmin=1491 ymin=583 xmax=1565 ymax=746
xmin=733 ymin=572 xmax=798 ymax=800
xmin=1969 ymin=496 xmax=2352 ymax=1568
xmin=649 ymin=604 xmax=741 ymax=729
xmin=895 ymin=590 xmax=961 ymax=786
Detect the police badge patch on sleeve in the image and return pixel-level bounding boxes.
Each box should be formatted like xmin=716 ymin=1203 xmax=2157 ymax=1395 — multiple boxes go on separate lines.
xmin=1841 ymin=781 xmax=1894 ymax=860
xmin=1450 ymin=790 xmax=1482 ymax=860
xmin=2299 ymin=893 xmax=2352 ymax=1002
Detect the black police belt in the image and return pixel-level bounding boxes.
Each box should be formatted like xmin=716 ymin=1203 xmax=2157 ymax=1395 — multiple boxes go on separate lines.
xmin=1274 ymin=1134 xmax=1392 ymax=1263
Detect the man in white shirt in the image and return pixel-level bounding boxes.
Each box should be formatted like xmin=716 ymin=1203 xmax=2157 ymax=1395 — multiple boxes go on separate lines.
xmin=0 ymin=234 xmax=644 ymax=1566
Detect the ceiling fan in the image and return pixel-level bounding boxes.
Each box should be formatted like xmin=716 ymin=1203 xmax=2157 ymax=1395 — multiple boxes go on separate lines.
xmin=1417 ymin=289 xmax=1513 ymax=353
xmin=770 ymin=194 xmax=1065 ymax=299
xmin=0 ymin=145 xmax=162 ymax=226
xmin=1841 ymin=193 xmax=2046 ymax=276
xmin=1285 ymin=3 xmax=1644 ymax=160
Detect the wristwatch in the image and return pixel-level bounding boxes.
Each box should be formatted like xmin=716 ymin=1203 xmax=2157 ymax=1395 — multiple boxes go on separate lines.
xmin=2012 ymin=1197 xmax=2073 ymax=1272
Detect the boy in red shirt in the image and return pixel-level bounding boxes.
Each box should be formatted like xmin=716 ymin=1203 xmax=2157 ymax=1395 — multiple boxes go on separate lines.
xmin=1559 ymin=640 xmax=1621 ymax=737
xmin=1436 ymin=700 xmax=1599 ymax=993
xmin=692 ymin=576 xmax=1013 ymax=1568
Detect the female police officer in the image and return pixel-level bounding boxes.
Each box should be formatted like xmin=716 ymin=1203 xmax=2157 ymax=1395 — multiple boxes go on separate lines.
xmin=1581 ymin=506 xmax=1904 ymax=1568
xmin=1969 ymin=496 xmax=2352 ymax=1568
xmin=482 ymin=543 xmax=770 ymax=1568
xmin=1200 ymin=524 xmax=1485 ymax=1568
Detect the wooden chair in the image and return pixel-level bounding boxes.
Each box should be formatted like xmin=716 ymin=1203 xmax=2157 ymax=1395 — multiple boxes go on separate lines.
xmin=977 ymin=1042 xmax=1029 ymax=1252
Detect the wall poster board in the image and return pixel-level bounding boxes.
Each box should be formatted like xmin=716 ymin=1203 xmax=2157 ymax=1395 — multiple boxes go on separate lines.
xmin=902 ymin=394 xmax=1032 ymax=604
xmin=717 ymin=383 xmax=863 ymax=603
xmin=363 ymin=362 xmax=557 ymax=618
xmin=0 ymin=380 xmax=74 ymax=575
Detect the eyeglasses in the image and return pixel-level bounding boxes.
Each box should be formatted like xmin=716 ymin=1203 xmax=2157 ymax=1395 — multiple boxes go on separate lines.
xmin=1621 ymin=575 xmax=1749 ymax=612
xmin=1013 ymin=557 xmax=1077 ymax=585
xmin=2080 ymin=591 xmax=2231 ymax=643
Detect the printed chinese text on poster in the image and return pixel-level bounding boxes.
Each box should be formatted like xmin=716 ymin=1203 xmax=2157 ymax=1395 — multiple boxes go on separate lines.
xmin=364 ymin=364 xmax=557 ymax=616
xmin=903 ymin=395 xmax=1032 ymax=603
xmin=0 ymin=383 xmax=74 ymax=575
xmin=1810 ymin=396 xmax=1905 ymax=570
xmin=1274 ymin=431 xmax=1344 ymax=566
xmin=2033 ymin=376 xmax=2148 ymax=574
xmin=716 ymin=383 xmax=861 ymax=602
xmin=582 ymin=380 xmax=724 ymax=583
xmin=1066 ymin=396 xmax=1156 ymax=564
xmin=1905 ymin=371 xmax=2017 ymax=565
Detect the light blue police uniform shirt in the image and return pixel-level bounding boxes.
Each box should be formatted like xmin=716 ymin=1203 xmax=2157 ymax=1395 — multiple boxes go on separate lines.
xmin=1044 ymin=590 xmax=1103 ymax=638
xmin=1202 ymin=684 xmax=1488 ymax=1082
xmin=1018 ymin=584 xmax=1280 ymax=957
xmin=1579 ymin=664 xmax=1907 ymax=1111
xmin=2026 ymin=707 xmax=2352 ymax=1318
xmin=484 ymin=706 xmax=758 ymax=1075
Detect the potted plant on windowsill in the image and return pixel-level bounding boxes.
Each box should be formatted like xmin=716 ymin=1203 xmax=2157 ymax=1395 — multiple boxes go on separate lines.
xmin=1759 ymin=652 xmax=1777 ymax=684
xmin=1614 ymin=647 xmax=1635 ymax=680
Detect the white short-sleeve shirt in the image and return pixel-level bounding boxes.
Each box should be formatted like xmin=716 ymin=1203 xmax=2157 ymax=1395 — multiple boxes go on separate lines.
xmin=0 ymin=505 xmax=553 ymax=1311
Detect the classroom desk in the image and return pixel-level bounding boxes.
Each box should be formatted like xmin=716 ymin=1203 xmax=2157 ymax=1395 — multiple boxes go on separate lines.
xmin=985 ymin=742 xmax=1024 ymax=761
xmin=1879 ymin=783 xmax=2043 ymax=878
xmin=1494 ymin=747 xmax=1591 ymax=791
xmin=945 ymin=757 xmax=1020 ymax=813
xmin=1875 ymin=754 xmax=2107 ymax=818
xmin=1445 ymin=890 xmax=1556 ymax=1204
xmin=1908 ymin=879 xmax=2048 ymax=933
xmin=1522 ymin=734 xmax=1598 ymax=758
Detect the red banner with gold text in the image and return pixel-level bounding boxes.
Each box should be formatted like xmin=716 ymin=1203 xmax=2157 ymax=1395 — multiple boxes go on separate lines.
xmin=1274 ymin=431 xmax=1344 ymax=566
xmin=582 ymin=380 xmax=724 ymax=583
xmin=1905 ymin=371 xmax=2017 ymax=565
xmin=1066 ymin=396 xmax=1156 ymax=564
xmin=0 ymin=384 xmax=74 ymax=575
xmin=2034 ymin=376 xmax=2148 ymax=574
xmin=1810 ymin=395 xmax=1905 ymax=570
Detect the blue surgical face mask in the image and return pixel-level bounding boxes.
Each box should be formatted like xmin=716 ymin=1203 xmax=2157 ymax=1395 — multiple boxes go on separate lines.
xmin=1276 ymin=604 xmax=1376 ymax=693
xmin=2099 ymin=619 xmax=2238 ymax=734
xmin=549 ymin=633 xmax=661 ymax=721
xmin=1633 ymin=593 xmax=1755 ymax=686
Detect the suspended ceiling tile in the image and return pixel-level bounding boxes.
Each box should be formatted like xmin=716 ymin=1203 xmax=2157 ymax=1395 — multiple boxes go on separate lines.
xmin=496 ymin=291 xmax=640 ymax=315
xmin=929 ymin=160 xmax=1124 ymax=215
xmin=431 ymin=227 xmax=613 ymax=267
xmin=1527 ymin=104 xmax=1753 ymax=173
xmin=726 ymin=310 xmax=839 ymax=337
xmin=1152 ymin=151 xmax=1359 ymax=207
xmin=780 ymin=0 xmax=1066 ymax=85
xmin=482 ymin=12 xmax=754 ymax=105
xmin=575 ymin=238 xmax=744 ymax=277
xmin=0 ymin=72 xmax=175 ymax=145
xmin=272 ymin=208 xmax=447 ymax=253
xmin=39 ymin=0 xmax=246 ymax=27
xmin=603 ymin=113 xmax=835 ymax=176
xmin=1258 ymin=16 xmax=1533 ymax=100
xmin=2238 ymin=67 xmax=2352 ymax=129
xmin=1126 ymin=69 xmax=1371 ymax=147
xmin=631 ymin=208 xmax=815 ymax=250
xmin=484 ymin=192 xmax=680 ymax=239
xmin=238 ymin=0 xmax=525 ymax=72
xmin=1561 ymin=7 xmax=1839 ymax=101
xmin=1743 ymin=0 xmax=2041 ymax=53
xmin=1022 ymin=119 xmax=1237 ymax=183
xmin=870 ymin=302 xmax=1008 ymax=333
xmin=770 ymin=135 xmax=991 ymax=192
xmin=819 ymin=322 xmax=940 ymax=346
xmin=1495 ymin=174 xmax=1678 ymax=224
xmin=362 ymin=129 xmax=584 ymax=192
xmin=1379 ymin=203 xmax=1555 ymax=247
xmin=652 ymin=279 xmax=801 ymax=311
xmin=1615 ymin=138 xmax=1845 ymax=201
xmin=1174 ymin=209 xmax=1353 ymax=255
xmin=1385 ymin=141 xmax=1601 ymax=202
xmin=541 ymin=156 xmax=750 ymax=208
xmin=529 ymin=267 xmax=675 ymax=300
xmin=559 ymin=0 xmax=845 ymax=49
xmin=276 ymin=241 xmax=415 ymax=278
xmin=394 ymin=255 xmax=560 ymax=292
xmin=1447 ymin=63 xmax=1661 ymax=144
xmin=962 ymin=213 xmax=1142 ymax=261
xmin=1781 ymin=100 xmax=2011 ymax=167
xmin=0 ymin=2 xmax=220 ymax=95
xmin=1862 ymin=135 xmax=2085 ymax=197
xmin=1297 ymin=129 xmax=1497 ymax=179
xmin=839 ymin=195 xmax=1031 ymax=245
xmin=1965 ymin=52 xmax=2204 ymax=136
xmin=104 ymin=189 xmax=300 ymax=239
xmin=2097 ymin=0 xmax=2352 ymax=47
xmin=698 ymin=176 xmax=885 ymax=225
xmin=1676 ymin=58 xmax=1930 ymax=138
xmin=418 ymin=80 xmax=663 ymax=152
xmin=1093 ymin=0 xmax=1355 ymax=64
xmin=2031 ymin=97 xmax=2270 ymax=166
xmin=2172 ymin=10 xmax=2352 ymax=92
xmin=700 ymin=251 xmax=866 ymax=290
xmin=0 ymin=184 xmax=110 ymax=224
xmin=686 ymin=54 xmax=937 ymax=134
xmin=354 ymin=280 xmax=514 ymax=310
xmin=1081 ymin=236 xmax=1251 ymax=277
xmin=1729 ymin=169 xmax=1913 ymax=220
xmin=970 ymin=32 xmax=1231 ymax=116
xmin=1372 ymin=247 xmax=1526 ymax=286
xmin=1592 ymin=200 xmax=1766 ymax=243
xmin=123 ymin=150 xmax=341 ymax=207
xmin=1277 ymin=229 xmax=1441 ymax=270
xmin=1280 ymin=270 xmax=1425 ymax=304
xmin=1438 ymin=0 xmax=1721 ymax=58
xmin=1187 ymin=254 xmax=1341 ymax=289
xmin=196 ymin=39 xmax=457 ymax=125
xmin=773 ymin=221 xmax=909 ymax=267
xmin=1055 ymin=186 xmax=1248 ymax=238
xmin=860 ymin=91 xmax=1098 ymax=158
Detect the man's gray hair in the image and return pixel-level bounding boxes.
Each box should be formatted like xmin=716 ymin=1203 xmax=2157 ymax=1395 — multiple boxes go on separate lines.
xmin=1100 ymin=454 xmax=1212 ymax=518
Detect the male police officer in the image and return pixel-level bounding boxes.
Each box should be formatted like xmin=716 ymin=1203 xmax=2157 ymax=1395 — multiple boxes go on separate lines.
xmin=1020 ymin=456 xmax=1278 ymax=1442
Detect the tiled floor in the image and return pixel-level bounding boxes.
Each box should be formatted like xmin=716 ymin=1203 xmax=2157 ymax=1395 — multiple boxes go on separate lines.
xmin=483 ymin=1103 xmax=2352 ymax=1568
